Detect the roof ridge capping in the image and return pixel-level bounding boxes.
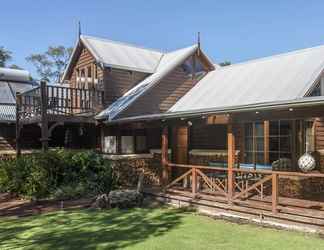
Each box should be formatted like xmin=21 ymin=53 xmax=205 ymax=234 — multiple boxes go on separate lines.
xmin=217 ymin=43 xmax=324 ymax=70
xmin=81 ymin=35 xmax=165 ymax=54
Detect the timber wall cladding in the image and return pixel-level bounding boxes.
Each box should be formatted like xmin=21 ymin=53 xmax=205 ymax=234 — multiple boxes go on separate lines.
xmin=117 ymin=66 xmax=196 ymax=118
xmin=69 ymin=46 xmax=103 ymax=88
xmin=315 ymin=118 xmax=324 ymax=150
xmin=103 ymin=69 xmax=148 ymax=106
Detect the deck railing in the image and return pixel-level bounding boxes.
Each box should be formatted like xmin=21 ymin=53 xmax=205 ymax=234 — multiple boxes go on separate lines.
xmin=166 ymin=162 xmax=324 ymax=214
xmin=18 ymin=83 xmax=104 ymax=121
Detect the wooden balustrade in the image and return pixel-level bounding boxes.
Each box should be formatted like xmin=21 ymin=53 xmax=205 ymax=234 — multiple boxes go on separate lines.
xmin=166 ymin=162 xmax=324 ymax=214
xmin=18 ymin=83 xmax=104 ymax=121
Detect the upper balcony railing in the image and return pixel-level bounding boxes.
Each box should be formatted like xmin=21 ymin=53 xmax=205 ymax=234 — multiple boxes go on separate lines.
xmin=17 ymin=82 xmax=104 ymax=122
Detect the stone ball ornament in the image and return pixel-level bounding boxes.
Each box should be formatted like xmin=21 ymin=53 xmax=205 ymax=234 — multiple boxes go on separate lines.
xmin=298 ymin=153 xmax=316 ymax=173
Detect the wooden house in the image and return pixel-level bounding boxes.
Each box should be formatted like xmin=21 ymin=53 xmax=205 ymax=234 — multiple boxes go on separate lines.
xmin=14 ymin=35 xmax=324 ymax=229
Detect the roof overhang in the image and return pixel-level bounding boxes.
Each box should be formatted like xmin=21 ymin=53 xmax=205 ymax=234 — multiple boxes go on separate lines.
xmin=102 ymin=96 xmax=324 ymax=125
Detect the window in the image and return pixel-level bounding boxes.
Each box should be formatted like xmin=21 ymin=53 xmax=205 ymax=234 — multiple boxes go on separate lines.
xmin=305 ymin=121 xmax=315 ymax=152
xmin=87 ymin=66 xmax=92 ymax=78
xmin=244 ymin=122 xmax=264 ymax=164
xmin=308 ymin=81 xmax=321 ymax=96
xmin=80 ymin=68 xmax=85 ymax=77
xmin=135 ymin=136 xmax=147 ymax=153
xmin=269 ymin=120 xmax=292 ymax=163
xmin=103 ymin=136 xmax=117 ymax=154
xmin=181 ymin=56 xmax=206 ymax=79
xmin=94 ymin=64 xmax=98 ymax=79
xmin=121 ymin=136 xmax=135 ymax=154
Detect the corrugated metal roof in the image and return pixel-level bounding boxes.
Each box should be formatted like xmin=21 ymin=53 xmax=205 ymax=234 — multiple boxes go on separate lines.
xmin=0 ymin=68 xmax=36 ymax=122
xmin=96 ymin=45 xmax=198 ymax=120
xmin=104 ymin=96 xmax=324 ymax=124
xmin=170 ymin=44 xmax=324 ymax=113
xmin=0 ymin=67 xmax=30 ymax=82
xmin=81 ymin=35 xmax=163 ymax=73
xmin=0 ymin=81 xmax=16 ymax=103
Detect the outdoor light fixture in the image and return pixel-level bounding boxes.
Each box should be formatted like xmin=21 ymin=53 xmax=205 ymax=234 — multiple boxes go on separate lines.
xmin=180 ymin=117 xmax=185 ymax=120
xmin=255 ymin=111 xmax=259 ymax=114
xmin=289 ymin=108 xmax=293 ymax=111
xmin=187 ymin=121 xmax=193 ymax=126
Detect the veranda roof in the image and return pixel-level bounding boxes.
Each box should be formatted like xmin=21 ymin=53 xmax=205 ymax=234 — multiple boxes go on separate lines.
xmin=170 ymin=44 xmax=324 ymax=113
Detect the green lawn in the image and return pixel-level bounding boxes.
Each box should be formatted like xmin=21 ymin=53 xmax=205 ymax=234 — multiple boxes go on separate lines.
xmin=1 ymin=207 xmax=323 ymax=250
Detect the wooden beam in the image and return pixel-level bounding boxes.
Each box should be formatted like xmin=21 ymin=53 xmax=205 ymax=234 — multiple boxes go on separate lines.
xmin=161 ymin=126 xmax=169 ymax=185
xmin=15 ymin=92 xmax=22 ymax=157
xmin=272 ymin=173 xmax=279 ymax=213
xmin=207 ymin=115 xmax=230 ymax=125
xmin=291 ymin=120 xmax=297 ymax=169
xmin=227 ymin=123 xmax=235 ymax=203
xmin=40 ymin=81 xmax=49 ymax=152
xmin=239 ymin=124 xmax=245 ymax=163
xmin=264 ymin=120 xmax=270 ymax=164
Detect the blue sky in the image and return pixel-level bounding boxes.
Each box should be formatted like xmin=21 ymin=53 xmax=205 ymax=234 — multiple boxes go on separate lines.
xmin=2 ymin=1 xmax=324 ymax=77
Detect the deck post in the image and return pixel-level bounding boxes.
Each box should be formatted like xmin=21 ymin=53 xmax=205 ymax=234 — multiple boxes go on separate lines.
xmin=272 ymin=173 xmax=279 ymax=213
xmin=192 ymin=167 xmax=197 ymax=197
xmin=227 ymin=123 xmax=235 ymax=203
xmin=15 ymin=92 xmax=22 ymax=157
xmin=161 ymin=126 xmax=169 ymax=186
xmin=40 ymin=81 xmax=49 ymax=152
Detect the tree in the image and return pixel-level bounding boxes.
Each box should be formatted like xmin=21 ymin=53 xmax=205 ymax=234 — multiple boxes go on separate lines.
xmin=0 ymin=47 xmax=12 ymax=67
xmin=26 ymin=46 xmax=73 ymax=83
xmin=219 ymin=61 xmax=231 ymax=67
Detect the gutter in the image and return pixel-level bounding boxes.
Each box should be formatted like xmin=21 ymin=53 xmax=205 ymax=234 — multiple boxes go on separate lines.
xmin=102 ymin=96 xmax=324 ymax=125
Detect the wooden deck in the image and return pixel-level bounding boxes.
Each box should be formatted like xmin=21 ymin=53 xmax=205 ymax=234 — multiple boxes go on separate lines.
xmin=144 ymin=186 xmax=324 ymax=233
xmin=151 ymin=159 xmax=324 ymax=233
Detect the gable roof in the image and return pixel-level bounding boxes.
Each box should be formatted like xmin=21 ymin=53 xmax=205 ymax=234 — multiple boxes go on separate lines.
xmin=63 ymin=35 xmax=164 ymax=81
xmin=0 ymin=68 xmax=36 ymax=122
xmin=81 ymin=35 xmax=163 ymax=73
xmin=96 ymin=44 xmax=201 ymax=121
xmin=170 ymin=44 xmax=324 ymax=113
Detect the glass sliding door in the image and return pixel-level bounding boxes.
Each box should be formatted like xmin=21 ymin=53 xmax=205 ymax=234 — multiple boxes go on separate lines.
xmin=269 ymin=120 xmax=292 ymax=164
xmin=244 ymin=122 xmax=264 ymax=165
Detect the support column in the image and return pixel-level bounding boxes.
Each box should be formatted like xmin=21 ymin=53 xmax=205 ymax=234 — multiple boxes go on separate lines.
xmin=15 ymin=92 xmax=22 ymax=157
xmin=264 ymin=120 xmax=270 ymax=164
xmin=161 ymin=126 xmax=169 ymax=186
xmin=272 ymin=173 xmax=279 ymax=213
xmin=227 ymin=123 xmax=235 ymax=203
xmin=40 ymin=81 xmax=49 ymax=152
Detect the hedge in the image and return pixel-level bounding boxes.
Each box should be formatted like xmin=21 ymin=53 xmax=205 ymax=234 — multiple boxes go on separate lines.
xmin=0 ymin=149 xmax=116 ymax=200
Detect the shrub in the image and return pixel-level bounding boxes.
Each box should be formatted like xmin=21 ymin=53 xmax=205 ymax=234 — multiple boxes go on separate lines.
xmin=0 ymin=150 xmax=116 ymax=200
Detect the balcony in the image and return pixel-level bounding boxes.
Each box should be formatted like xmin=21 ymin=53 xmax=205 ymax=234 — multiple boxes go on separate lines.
xmin=17 ymin=82 xmax=104 ymax=124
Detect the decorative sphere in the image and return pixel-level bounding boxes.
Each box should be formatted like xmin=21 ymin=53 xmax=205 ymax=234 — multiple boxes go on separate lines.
xmin=298 ymin=153 xmax=316 ymax=172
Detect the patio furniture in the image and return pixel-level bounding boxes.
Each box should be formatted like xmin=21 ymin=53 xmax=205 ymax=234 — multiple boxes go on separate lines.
xmin=238 ymin=163 xmax=272 ymax=199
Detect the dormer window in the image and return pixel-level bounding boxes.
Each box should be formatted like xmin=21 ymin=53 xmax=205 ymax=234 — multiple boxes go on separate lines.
xmin=182 ymin=56 xmax=206 ymax=79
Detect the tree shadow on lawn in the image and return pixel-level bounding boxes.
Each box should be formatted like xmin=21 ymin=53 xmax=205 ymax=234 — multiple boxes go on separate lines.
xmin=0 ymin=207 xmax=186 ymax=249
